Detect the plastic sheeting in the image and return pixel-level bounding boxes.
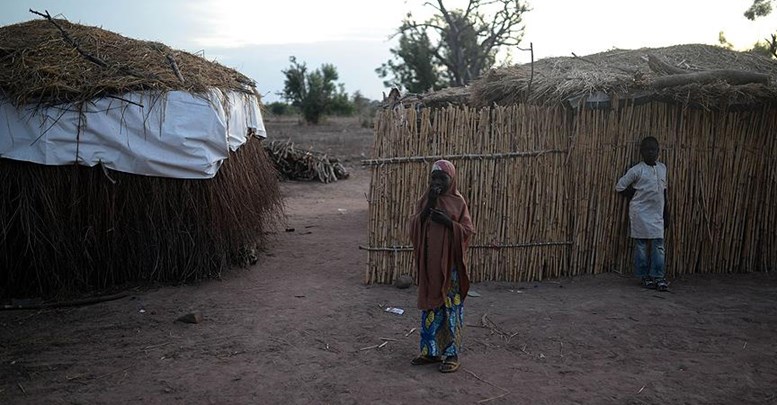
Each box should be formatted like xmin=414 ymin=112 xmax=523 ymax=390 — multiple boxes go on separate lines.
xmin=0 ymin=89 xmax=266 ymax=179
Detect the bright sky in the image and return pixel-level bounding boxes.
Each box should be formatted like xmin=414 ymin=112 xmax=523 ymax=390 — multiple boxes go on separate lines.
xmin=1 ymin=0 xmax=776 ymax=102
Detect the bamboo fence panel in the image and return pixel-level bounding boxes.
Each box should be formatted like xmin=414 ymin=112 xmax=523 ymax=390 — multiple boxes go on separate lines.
xmin=365 ymin=105 xmax=571 ymax=284
xmin=570 ymin=103 xmax=777 ymax=277
xmin=365 ymin=102 xmax=777 ymax=284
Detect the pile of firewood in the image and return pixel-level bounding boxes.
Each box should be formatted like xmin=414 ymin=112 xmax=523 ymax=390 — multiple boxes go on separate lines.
xmin=264 ymin=140 xmax=349 ymax=183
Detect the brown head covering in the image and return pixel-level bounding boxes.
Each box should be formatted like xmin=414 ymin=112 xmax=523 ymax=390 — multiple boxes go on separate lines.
xmin=408 ymin=160 xmax=475 ymax=310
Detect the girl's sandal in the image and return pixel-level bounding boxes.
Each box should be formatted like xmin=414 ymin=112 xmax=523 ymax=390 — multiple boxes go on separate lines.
xmin=438 ymin=357 xmax=460 ymax=373
xmin=656 ymin=279 xmax=669 ymax=292
xmin=411 ymin=355 xmax=442 ymax=365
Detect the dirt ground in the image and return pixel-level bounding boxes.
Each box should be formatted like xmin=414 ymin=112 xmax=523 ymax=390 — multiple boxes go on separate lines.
xmin=1 ymin=117 xmax=776 ymax=405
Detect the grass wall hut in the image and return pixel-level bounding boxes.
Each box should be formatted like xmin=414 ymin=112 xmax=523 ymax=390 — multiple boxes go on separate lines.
xmin=0 ymin=15 xmax=283 ymax=298
xmin=364 ymin=44 xmax=777 ymax=285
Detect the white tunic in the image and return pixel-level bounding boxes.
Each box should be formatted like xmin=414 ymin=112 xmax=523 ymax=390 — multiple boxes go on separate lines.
xmin=615 ymin=161 xmax=667 ymax=239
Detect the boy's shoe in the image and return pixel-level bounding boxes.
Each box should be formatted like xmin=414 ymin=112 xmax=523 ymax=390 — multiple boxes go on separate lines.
xmin=656 ymin=279 xmax=669 ymax=292
xmin=641 ymin=277 xmax=656 ymax=289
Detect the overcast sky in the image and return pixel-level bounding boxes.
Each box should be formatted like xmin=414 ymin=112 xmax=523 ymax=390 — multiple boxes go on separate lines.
xmin=2 ymin=0 xmax=776 ymax=102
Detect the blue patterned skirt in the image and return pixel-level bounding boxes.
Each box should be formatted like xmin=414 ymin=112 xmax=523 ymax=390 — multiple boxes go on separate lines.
xmin=419 ymin=267 xmax=464 ymax=358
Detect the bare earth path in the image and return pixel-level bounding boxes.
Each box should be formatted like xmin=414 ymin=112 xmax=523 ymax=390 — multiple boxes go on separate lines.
xmin=1 ymin=166 xmax=776 ymax=404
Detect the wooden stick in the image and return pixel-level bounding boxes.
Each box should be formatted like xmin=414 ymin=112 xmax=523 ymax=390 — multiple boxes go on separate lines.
xmin=166 ymin=54 xmax=185 ymax=83
xmin=463 ymin=368 xmax=510 ymax=393
xmin=2 ymin=292 xmax=129 ymax=310
xmin=358 ymin=241 xmax=573 ymax=252
xmin=478 ymin=393 xmax=511 ymax=404
xmin=30 ymin=9 xmax=108 ymax=67
xmin=361 ymin=150 xmax=567 ymax=166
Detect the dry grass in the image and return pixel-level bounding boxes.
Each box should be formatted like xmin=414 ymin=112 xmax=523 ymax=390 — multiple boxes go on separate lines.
xmin=0 ymin=138 xmax=283 ymax=299
xmin=471 ymin=44 xmax=777 ymax=107
xmin=390 ymin=44 xmax=777 ymax=109
xmin=0 ymin=16 xmax=259 ymax=108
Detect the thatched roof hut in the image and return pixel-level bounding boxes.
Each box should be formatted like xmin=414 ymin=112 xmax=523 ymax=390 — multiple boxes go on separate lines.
xmin=0 ymin=13 xmax=257 ymax=107
xmin=471 ymin=43 xmax=777 ymax=108
xmin=396 ymin=44 xmax=777 ymax=109
xmin=364 ymin=44 xmax=777 ymax=284
xmin=0 ymin=15 xmax=283 ymax=298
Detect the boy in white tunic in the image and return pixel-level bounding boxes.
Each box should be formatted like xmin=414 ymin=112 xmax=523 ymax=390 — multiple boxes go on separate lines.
xmin=615 ymin=136 xmax=670 ymax=291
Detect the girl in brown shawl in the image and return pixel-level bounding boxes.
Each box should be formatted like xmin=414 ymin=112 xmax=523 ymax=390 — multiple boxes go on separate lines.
xmin=408 ymin=159 xmax=474 ymax=373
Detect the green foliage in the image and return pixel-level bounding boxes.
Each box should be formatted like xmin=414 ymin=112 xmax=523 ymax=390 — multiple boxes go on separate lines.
xmin=351 ymin=91 xmax=380 ymax=129
xmin=376 ymin=31 xmax=446 ymax=93
xmin=329 ymin=85 xmax=355 ymax=116
xmin=718 ymin=31 xmax=734 ymax=49
xmin=745 ymin=0 xmax=773 ymax=20
xmin=266 ymin=101 xmax=296 ymax=116
xmin=377 ymin=0 xmax=530 ymax=93
xmin=750 ymin=40 xmax=775 ymax=57
xmin=740 ymin=1 xmax=777 ymax=58
xmin=280 ymin=56 xmax=355 ymax=124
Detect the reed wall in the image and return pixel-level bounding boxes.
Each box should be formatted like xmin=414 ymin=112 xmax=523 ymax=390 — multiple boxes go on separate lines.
xmin=0 ymin=138 xmax=283 ymax=298
xmin=363 ymin=103 xmax=777 ymax=284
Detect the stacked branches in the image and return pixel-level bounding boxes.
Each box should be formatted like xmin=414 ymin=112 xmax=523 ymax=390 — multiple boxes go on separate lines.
xmin=0 ymin=138 xmax=283 ymax=298
xmin=264 ymin=140 xmax=349 ymax=183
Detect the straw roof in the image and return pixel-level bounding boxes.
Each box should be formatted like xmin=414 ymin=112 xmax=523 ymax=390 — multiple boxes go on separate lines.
xmin=0 ymin=15 xmax=258 ymax=107
xmin=407 ymin=44 xmax=777 ymax=109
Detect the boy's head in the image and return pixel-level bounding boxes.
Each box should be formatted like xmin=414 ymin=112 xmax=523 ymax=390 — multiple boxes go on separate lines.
xmin=640 ymin=136 xmax=660 ymax=166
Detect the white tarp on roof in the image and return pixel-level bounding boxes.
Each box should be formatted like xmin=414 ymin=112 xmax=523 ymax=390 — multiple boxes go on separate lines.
xmin=0 ymin=89 xmax=265 ymax=179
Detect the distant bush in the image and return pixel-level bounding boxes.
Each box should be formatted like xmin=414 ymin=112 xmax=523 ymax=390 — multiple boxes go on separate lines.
xmin=352 ymin=91 xmax=379 ymax=128
xmin=266 ymin=90 xmax=380 ymax=128
xmin=280 ymin=56 xmax=355 ymax=124
xmin=330 ymin=92 xmax=355 ymax=116
xmin=267 ymin=102 xmax=297 ymax=116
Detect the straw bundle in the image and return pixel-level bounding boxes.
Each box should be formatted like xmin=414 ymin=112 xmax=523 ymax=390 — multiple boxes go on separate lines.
xmin=0 ymin=13 xmax=258 ymax=108
xmin=469 ymin=44 xmax=777 ymax=108
xmin=389 ymin=45 xmax=777 ymax=110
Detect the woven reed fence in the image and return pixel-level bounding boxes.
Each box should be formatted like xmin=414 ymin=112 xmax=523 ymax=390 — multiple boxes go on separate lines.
xmin=363 ymin=103 xmax=777 ymax=284
xmin=0 ymin=138 xmax=283 ymax=298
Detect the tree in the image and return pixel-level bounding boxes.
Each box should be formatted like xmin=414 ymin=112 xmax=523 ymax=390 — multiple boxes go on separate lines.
xmin=280 ymin=56 xmax=353 ymax=124
xmin=745 ymin=0 xmax=773 ymax=20
xmin=744 ymin=0 xmax=777 ymax=58
xmin=376 ymin=30 xmax=446 ymax=94
xmin=750 ymin=35 xmax=777 ymax=57
xmin=376 ymin=0 xmax=530 ymax=93
xmin=718 ymin=31 xmax=734 ymax=49
xmin=267 ymin=101 xmax=297 ymax=116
